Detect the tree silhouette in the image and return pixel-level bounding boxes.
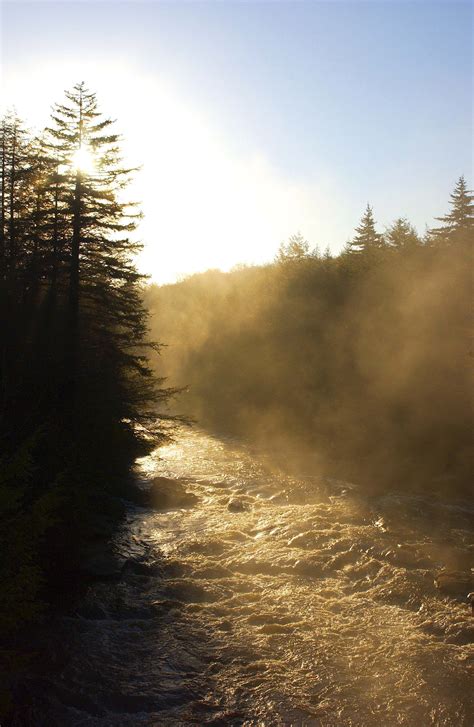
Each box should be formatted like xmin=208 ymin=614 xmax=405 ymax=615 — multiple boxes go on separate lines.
xmin=275 ymin=232 xmax=315 ymax=261
xmin=0 ymin=87 xmax=172 ymax=651
xmin=384 ymin=217 xmax=420 ymax=249
xmin=44 ymin=82 xmax=151 ymax=422
xmin=0 ymin=113 xmax=31 ymax=285
xmin=347 ymin=203 xmax=384 ymax=253
xmin=430 ymin=175 xmax=473 ymax=245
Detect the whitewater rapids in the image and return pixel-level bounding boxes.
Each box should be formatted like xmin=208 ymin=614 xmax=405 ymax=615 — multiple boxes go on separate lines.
xmin=45 ymin=427 xmax=473 ymax=725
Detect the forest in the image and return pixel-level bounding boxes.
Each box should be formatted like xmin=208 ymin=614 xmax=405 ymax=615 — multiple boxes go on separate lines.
xmin=0 ymin=85 xmax=172 ymax=715
xmin=147 ymin=183 xmax=473 ymax=494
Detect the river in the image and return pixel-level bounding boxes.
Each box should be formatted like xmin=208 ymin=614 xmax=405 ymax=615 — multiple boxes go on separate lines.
xmin=40 ymin=427 xmax=473 ymax=725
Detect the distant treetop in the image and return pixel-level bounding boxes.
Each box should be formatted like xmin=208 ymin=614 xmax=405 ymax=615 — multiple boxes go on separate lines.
xmin=275 ymin=232 xmax=319 ymax=262
xmin=429 ymin=175 xmax=473 ymax=244
xmin=347 ymin=204 xmax=384 ymax=254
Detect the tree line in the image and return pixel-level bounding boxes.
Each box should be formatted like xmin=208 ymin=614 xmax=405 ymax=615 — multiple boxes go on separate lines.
xmin=146 ymin=177 xmax=472 ymax=494
xmin=0 ymin=84 xmax=170 ymax=711
xmin=275 ymin=177 xmax=471 ymax=261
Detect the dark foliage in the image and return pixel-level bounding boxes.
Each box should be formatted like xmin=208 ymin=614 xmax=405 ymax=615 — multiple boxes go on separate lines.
xmin=0 ymin=86 xmax=171 ymax=716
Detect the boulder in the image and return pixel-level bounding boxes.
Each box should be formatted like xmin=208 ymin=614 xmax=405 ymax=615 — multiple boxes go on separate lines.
xmin=148 ymin=476 xmax=199 ymax=510
xmin=227 ymin=498 xmax=251 ymax=512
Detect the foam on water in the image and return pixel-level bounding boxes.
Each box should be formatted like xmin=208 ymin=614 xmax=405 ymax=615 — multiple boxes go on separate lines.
xmin=45 ymin=428 xmax=473 ymax=725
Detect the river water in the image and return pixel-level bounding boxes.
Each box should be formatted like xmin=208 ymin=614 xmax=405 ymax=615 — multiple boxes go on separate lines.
xmin=44 ymin=427 xmax=473 ymax=725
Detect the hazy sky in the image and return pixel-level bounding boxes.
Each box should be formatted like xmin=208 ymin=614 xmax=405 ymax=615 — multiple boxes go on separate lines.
xmin=1 ymin=1 xmax=472 ymax=282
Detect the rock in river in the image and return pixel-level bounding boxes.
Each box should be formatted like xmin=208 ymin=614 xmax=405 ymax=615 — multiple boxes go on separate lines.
xmin=227 ymin=497 xmax=252 ymax=512
xmin=148 ymin=476 xmax=199 ymax=510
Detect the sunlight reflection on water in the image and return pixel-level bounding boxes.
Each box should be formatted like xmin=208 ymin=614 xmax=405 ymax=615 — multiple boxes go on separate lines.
xmin=49 ymin=427 xmax=473 ymax=725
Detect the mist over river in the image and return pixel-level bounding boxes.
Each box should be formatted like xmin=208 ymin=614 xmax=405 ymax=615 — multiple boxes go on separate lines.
xmin=41 ymin=428 xmax=473 ymax=725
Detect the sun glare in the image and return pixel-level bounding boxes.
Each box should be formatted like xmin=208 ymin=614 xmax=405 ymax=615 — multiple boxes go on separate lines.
xmin=1 ymin=61 xmax=328 ymax=282
xmin=72 ymin=145 xmax=95 ymax=174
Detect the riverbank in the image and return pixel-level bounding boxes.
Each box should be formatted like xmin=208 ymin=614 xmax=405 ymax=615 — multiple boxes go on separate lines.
xmin=0 ymin=425 xmax=167 ymax=725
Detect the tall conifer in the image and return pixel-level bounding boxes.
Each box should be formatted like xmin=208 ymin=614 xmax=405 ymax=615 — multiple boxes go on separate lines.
xmin=44 ymin=83 xmax=154 ymax=425
xmin=384 ymin=218 xmax=420 ymax=249
xmin=430 ymin=176 xmax=473 ymax=245
xmin=348 ymin=204 xmax=384 ymax=254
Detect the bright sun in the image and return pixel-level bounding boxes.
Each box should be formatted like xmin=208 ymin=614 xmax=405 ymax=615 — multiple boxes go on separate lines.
xmin=1 ymin=62 xmax=323 ymax=283
xmin=72 ymin=145 xmax=95 ymax=173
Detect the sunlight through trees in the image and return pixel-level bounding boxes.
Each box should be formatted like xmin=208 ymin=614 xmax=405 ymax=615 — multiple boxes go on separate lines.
xmin=0 ymin=85 xmax=172 ymax=657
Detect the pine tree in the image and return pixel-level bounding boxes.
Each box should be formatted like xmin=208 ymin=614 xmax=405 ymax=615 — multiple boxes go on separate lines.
xmin=0 ymin=113 xmax=35 ymax=429
xmin=40 ymin=154 xmax=69 ymax=298
xmin=430 ymin=176 xmax=473 ymax=245
xmin=275 ymin=232 xmax=312 ymax=262
xmin=21 ymin=134 xmax=53 ymax=299
xmin=0 ymin=113 xmax=32 ymax=285
xmin=384 ymin=217 xmax=420 ymax=249
xmin=44 ymin=83 xmax=153 ymax=426
xmin=0 ymin=86 xmax=175 ymax=653
xmin=45 ymin=84 xmax=132 ymax=320
xmin=348 ymin=204 xmax=384 ymax=254
xmin=0 ymin=117 xmax=7 ymax=283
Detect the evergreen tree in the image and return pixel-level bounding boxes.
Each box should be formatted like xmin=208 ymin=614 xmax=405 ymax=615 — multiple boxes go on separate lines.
xmin=348 ymin=204 xmax=384 ymax=254
xmin=384 ymin=217 xmax=420 ymax=249
xmin=44 ymin=83 xmax=153 ymax=427
xmin=0 ymin=113 xmax=35 ymax=429
xmin=275 ymin=232 xmax=312 ymax=262
xmin=0 ymin=117 xmax=7 ymax=282
xmin=0 ymin=113 xmax=32 ymax=286
xmin=0 ymin=85 xmax=175 ymax=672
xmin=430 ymin=175 xmax=473 ymax=245
xmin=22 ymin=134 xmax=53 ymax=298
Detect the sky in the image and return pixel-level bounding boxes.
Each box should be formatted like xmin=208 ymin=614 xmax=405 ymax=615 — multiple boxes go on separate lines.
xmin=1 ymin=0 xmax=472 ymax=283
